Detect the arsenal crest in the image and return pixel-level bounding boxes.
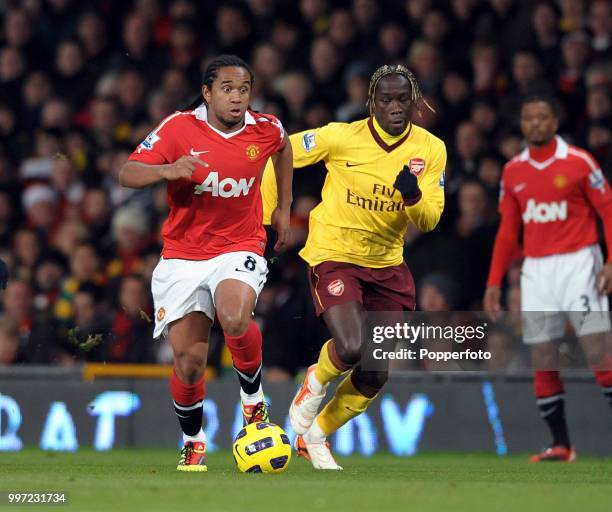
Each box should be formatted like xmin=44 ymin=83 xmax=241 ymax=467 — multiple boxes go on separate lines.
xmin=409 ymin=158 xmax=426 ymax=176
xmin=327 ymin=279 xmax=345 ymax=297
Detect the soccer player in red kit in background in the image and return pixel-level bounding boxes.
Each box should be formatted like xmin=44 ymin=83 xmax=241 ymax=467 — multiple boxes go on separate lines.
xmin=119 ymin=55 xmax=293 ymax=471
xmin=484 ymin=92 xmax=612 ymax=462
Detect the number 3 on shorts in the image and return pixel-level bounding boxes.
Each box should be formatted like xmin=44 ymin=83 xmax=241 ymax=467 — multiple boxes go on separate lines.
xmin=244 ymin=256 xmax=257 ymax=272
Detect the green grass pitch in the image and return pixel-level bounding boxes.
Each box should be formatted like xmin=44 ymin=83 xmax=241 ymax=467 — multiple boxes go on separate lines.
xmin=1 ymin=449 xmax=611 ymax=512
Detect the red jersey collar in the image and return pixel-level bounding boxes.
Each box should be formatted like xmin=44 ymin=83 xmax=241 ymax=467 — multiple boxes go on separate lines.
xmin=519 ymin=135 xmax=569 ymax=170
xmin=193 ymin=104 xmax=256 ymax=139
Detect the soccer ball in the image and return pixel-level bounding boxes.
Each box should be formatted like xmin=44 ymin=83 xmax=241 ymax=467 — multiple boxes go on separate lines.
xmin=233 ymin=422 xmax=292 ymax=473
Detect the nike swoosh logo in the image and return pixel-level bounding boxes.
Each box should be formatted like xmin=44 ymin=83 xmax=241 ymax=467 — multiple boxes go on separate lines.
xmin=345 ymin=162 xmax=362 ymax=167
xmin=513 ymin=183 xmax=526 ymax=192
xmin=190 ymin=148 xmax=210 ymax=156
xmin=193 ymin=449 xmax=206 ymax=454
xmin=234 ymin=268 xmax=250 ymax=273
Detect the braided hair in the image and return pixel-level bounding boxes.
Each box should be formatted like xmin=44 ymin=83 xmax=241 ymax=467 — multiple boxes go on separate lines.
xmin=184 ymin=54 xmax=254 ymax=111
xmin=366 ymin=64 xmax=434 ymax=117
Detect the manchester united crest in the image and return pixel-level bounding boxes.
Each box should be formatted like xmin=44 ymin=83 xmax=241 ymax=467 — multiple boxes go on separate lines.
xmin=553 ymin=174 xmax=568 ymax=188
xmin=246 ymin=144 xmax=260 ymax=161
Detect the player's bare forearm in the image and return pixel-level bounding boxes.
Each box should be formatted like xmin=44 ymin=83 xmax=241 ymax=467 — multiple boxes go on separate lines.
xmin=119 ymin=157 xmax=207 ymax=188
xmin=119 ymin=161 xmax=168 ymax=188
xmin=272 ymin=136 xmax=294 ymax=211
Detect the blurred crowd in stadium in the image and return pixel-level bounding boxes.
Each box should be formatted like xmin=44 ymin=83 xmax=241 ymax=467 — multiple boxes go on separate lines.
xmin=0 ymin=0 xmax=609 ymax=377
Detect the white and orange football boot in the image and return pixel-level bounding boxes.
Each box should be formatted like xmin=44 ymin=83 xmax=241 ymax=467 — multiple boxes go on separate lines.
xmin=289 ymin=365 xmax=329 ymax=435
xmin=295 ymin=428 xmax=343 ymax=470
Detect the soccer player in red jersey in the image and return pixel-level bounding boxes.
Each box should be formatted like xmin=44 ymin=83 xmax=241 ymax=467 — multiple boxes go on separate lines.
xmin=119 ymin=55 xmax=293 ymax=471
xmin=484 ymin=92 xmax=612 ymax=462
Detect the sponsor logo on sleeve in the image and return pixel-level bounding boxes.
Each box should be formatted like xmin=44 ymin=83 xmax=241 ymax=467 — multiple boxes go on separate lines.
xmin=589 ymin=168 xmax=606 ymax=193
xmin=272 ymin=118 xmax=284 ymax=142
xmin=138 ymin=131 xmax=160 ymax=152
xmin=439 ymin=170 xmax=445 ymax=188
xmin=302 ymin=132 xmax=316 ymax=152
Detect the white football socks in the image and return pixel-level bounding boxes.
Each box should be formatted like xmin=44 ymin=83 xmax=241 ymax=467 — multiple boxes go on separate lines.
xmin=240 ymin=384 xmax=264 ymax=406
xmin=183 ymin=428 xmax=206 ymax=444
xmin=304 ymin=418 xmax=326 ymax=444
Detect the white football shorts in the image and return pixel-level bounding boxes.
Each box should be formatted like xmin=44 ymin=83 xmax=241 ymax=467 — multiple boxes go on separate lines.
xmin=520 ymin=244 xmax=610 ymax=344
xmin=151 ymin=251 xmax=268 ymax=339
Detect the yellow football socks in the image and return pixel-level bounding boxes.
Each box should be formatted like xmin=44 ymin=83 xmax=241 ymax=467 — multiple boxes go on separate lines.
xmin=314 ymin=340 xmax=348 ymax=385
xmin=316 ymin=373 xmax=376 ymax=436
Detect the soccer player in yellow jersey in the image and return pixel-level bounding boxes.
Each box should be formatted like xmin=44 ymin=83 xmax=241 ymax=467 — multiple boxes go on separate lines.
xmin=261 ymin=64 xmax=446 ymax=469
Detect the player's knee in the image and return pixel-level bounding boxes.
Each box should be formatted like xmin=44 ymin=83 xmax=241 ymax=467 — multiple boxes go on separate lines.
xmin=334 ymin=337 xmax=362 ymax=366
xmin=173 ymin=352 xmax=206 ymax=383
xmin=218 ymin=311 xmax=250 ymax=337
xmin=581 ymin=333 xmax=607 ymax=367
xmin=531 ymin=343 xmax=557 ymax=369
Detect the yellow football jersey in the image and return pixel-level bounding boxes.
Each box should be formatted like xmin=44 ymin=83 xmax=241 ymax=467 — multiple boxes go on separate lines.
xmin=261 ymin=117 xmax=446 ymax=268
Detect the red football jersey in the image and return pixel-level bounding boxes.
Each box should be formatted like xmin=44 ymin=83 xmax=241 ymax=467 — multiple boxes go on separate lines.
xmin=128 ymin=105 xmax=284 ymax=260
xmin=487 ymin=136 xmax=612 ymax=286
xmin=499 ymin=136 xmax=612 ymax=257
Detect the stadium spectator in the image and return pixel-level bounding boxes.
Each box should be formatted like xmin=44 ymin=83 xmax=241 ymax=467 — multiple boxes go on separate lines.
xmin=589 ymin=0 xmax=611 ymax=57
xmin=0 ymin=315 xmax=22 ymax=365
xmin=377 ymin=22 xmax=409 ymax=63
xmin=530 ymin=1 xmax=561 ymax=79
xmin=418 ymin=273 xmax=458 ymax=312
xmin=59 ymin=281 xmax=110 ymax=362
xmin=108 ymin=275 xmax=154 ymax=363
xmin=53 ymin=242 xmax=105 ymax=327
xmin=53 ymin=39 xmax=92 ymax=111
xmin=11 ymin=228 xmax=42 ymax=282
xmin=106 ymin=205 xmax=149 ymax=279
xmin=451 ymin=120 xmax=483 ymax=183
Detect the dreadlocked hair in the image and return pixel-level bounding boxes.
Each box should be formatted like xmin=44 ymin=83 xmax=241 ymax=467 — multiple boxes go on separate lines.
xmin=183 ymin=54 xmax=254 ymax=111
xmin=366 ymin=64 xmax=434 ymax=117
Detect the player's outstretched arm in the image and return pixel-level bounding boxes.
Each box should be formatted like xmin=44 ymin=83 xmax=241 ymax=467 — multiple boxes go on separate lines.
xmin=270 ymin=132 xmax=293 ymax=251
xmin=119 ymin=156 xmax=209 ymax=189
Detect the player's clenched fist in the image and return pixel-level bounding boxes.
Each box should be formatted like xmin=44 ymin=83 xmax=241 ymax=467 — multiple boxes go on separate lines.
xmin=598 ymin=262 xmax=612 ymax=294
xmin=271 ymin=207 xmax=291 ymax=252
xmin=483 ymin=286 xmax=502 ymax=320
xmin=393 ymin=165 xmax=422 ymax=206
xmin=160 ymin=156 xmax=208 ymax=181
